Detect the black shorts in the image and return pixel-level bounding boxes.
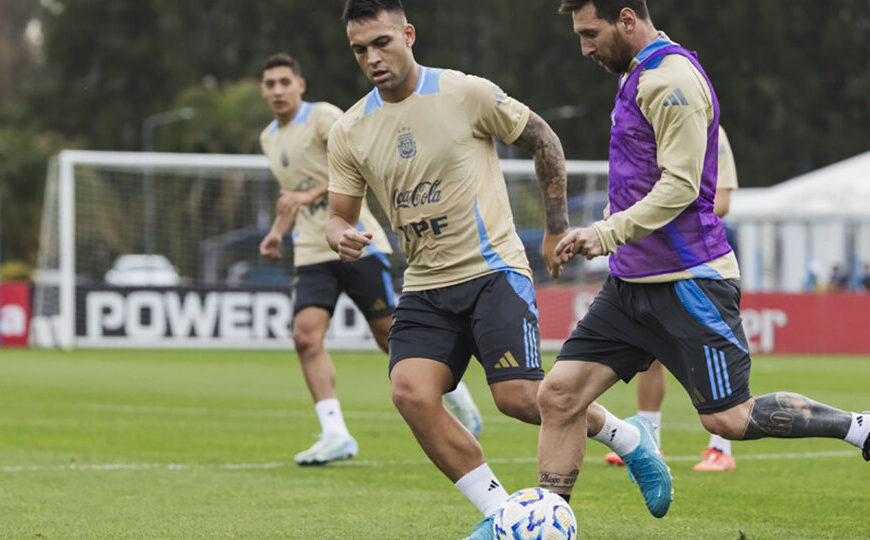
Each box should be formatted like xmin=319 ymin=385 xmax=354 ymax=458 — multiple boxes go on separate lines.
xmin=389 ymin=271 xmax=545 ymax=388
xmin=293 ymin=255 xmax=395 ymax=320
xmin=558 ymin=276 xmax=752 ymax=414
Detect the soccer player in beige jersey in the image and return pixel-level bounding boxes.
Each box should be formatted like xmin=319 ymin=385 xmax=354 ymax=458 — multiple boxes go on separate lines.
xmin=327 ymin=1 xmax=669 ymax=538
xmin=258 ymin=52 xmax=393 ymax=466
xmin=259 ymin=52 xmax=484 ymax=466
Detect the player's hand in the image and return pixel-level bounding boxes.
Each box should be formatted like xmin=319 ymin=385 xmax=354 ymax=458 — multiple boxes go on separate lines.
xmin=542 ymin=230 xmax=571 ymax=278
xmin=337 ymin=229 xmax=372 ymax=262
xmin=602 ymin=203 xmax=611 ymax=220
xmin=259 ymin=232 xmax=283 ymax=260
xmin=277 ymin=190 xmax=309 ymax=215
xmin=556 ymin=227 xmax=604 ymax=260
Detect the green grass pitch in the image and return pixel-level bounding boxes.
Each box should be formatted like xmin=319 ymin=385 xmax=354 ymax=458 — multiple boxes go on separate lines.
xmin=0 ymin=349 xmax=867 ymax=539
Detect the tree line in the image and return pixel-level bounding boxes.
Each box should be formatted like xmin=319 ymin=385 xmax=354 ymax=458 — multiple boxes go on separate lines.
xmin=2 ymin=0 xmax=869 ymax=266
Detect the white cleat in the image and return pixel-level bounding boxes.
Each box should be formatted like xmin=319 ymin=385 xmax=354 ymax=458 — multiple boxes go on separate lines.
xmin=443 ymin=382 xmax=483 ymax=439
xmin=294 ymin=433 xmax=358 ymax=466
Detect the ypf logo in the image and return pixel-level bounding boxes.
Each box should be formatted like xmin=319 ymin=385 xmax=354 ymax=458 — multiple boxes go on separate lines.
xmin=397 ymin=126 xmax=417 ymax=159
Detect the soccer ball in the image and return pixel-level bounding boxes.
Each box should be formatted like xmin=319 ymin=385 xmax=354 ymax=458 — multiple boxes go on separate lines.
xmin=493 ymin=487 xmax=577 ymax=540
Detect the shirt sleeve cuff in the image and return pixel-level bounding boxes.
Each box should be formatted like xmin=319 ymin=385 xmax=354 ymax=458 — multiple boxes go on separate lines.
xmin=502 ymin=105 xmax=531 ymax=145
xmin=592 ymin=220 xmax=619 ymax=255
xmin=327 ymin=184 xmax=366 ymax=198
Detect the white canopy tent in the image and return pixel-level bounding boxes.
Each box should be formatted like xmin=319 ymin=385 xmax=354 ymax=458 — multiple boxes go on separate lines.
xmin=727 ymin=150 xmax=870 ymax=291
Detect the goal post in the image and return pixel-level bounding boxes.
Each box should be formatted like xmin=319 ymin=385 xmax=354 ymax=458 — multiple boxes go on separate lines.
xmin=32 ymin=150 xmax=610 ymax=350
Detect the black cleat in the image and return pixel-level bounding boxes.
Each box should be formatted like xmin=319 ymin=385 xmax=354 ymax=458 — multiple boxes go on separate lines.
xmin=863 ymin=412 xmax=870 ymax=462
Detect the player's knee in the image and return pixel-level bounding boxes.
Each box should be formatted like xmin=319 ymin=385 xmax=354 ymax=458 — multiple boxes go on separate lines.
xmin=490 ymin=380 xmax=540 ymax=424
xmin=366 ymin=317 xmax=392 ymax=354
xmin=537 ymin=376 xmax=586 ymax=418
xmin=374 ymin=333 xmax=389 ymax=354
xmin=390 ymin=376 xmax=435 ymax=416
xmin=699 ymin=413 xmax=744 ymax=440
xmin=292 ymin=326 xmax=322 ymax=354
xmin=494 ymin=393 xmax=539 ymax=424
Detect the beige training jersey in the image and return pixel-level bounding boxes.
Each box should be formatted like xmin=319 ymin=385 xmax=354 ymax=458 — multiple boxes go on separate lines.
xmin=260 ymin=101 xmax=391 ymax=266
xmin=718 ymin=126 xmax=738 ymax=191
xmin=593 ymin=35 xmax=740 ymax=283
xmin=328 ymin=66 xmax=532 ymax=291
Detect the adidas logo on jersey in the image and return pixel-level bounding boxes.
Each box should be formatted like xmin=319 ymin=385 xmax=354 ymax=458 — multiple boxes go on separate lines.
xmin=370 ymin=299 xmax=387 ymax=312
xmin=858 ymin=415 xmax=864 ymax=427
xmin=494 ymin=351 xmax=519 ymax=369
xmin=487 ymin=480 xmax=500 ymax=491
xmin=663 ymin=88 xmax=689 ymax=107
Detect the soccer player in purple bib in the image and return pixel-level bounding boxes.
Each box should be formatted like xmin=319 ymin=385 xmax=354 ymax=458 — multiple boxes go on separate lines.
xmin=537 ymin=0 xmax=870 ymax=517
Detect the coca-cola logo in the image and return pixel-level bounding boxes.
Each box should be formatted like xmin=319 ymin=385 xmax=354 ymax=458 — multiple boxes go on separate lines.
xmin=392 ymin=179 xmax=442 ymax=209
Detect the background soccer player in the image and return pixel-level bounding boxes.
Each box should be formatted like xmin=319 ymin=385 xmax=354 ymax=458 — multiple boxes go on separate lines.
xmin=604 ymin=125 xmax=741 ymax=472
xmin=326 ymin=1 xmax=667 ymax=537
xmin=539 ymin=0 xmax=870 ymax=515
xmin=258 ymin=52 xmax=482 ymax=464
xmin=258 ymin=52 xmax=393 ymax=465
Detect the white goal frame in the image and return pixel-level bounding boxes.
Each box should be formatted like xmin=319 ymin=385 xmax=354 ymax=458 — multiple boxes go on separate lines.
xmin=42 ymin=150 xmax=608 ymax=350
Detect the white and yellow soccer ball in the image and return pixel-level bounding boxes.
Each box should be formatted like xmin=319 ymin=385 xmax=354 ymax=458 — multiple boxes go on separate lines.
xmin=493 ymin=487 xmax=577 ymax=540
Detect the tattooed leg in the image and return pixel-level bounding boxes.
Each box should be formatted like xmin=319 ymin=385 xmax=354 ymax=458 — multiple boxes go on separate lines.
xmin=539 ymin=470 xmax=578 ymax=502
xmin=743 ymin=392 xmax=852 ymax=440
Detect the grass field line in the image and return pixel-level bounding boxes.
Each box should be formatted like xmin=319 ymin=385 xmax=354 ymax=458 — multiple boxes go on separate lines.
xmin=75 ymin=404 xmax=716 ymax=431
xmin=0 ymin=450 xmax=855 ymax=474
xmin=338 ymin=450 xmax=857 ymax=467
xmin=81 ymin=403 xmax=405 ymax=421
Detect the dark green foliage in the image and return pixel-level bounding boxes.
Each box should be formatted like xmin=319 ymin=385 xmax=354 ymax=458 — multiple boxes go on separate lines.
xmin=3 ymin=1 xmax=870 ymax=263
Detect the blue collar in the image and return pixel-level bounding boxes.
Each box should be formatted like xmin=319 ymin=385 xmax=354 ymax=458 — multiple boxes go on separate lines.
xmin=634 ymin=35 xmax=672 ymax=64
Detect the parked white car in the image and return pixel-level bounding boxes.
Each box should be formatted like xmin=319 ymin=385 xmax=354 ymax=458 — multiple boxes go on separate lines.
xmin=104 ymin=254 xmax=180 ymax=286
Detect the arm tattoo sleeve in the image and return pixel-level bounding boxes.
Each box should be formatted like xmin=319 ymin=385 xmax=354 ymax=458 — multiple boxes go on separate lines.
xmin=743 ymin=392 xmax=852 ymax=440
xmin=512 ymin=112 xmax=569 ymax=235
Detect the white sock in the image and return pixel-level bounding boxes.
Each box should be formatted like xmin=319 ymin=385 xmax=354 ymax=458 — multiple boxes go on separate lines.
xmin=590 ymin=406 xmax=641 ymax=457
xmin=637 ymin=410 xmax=662 ymax=447
xmin=454 ymin=463 xmax=509 ymax=517
xmin=844 ymin=412 xmax=870 ymax=448
xmin=444 ymin=381 xmax=472 ymax=406
xmin=314 ymin=398 xmax=350 ymax=438
xmin=708 ymin=434 xmax=732 ymax=455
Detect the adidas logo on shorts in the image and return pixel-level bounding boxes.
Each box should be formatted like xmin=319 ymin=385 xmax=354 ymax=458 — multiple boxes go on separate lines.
xmin=494 ymin=352 xmax=519 ymax=369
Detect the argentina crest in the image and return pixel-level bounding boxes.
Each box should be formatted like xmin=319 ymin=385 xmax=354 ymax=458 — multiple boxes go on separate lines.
xmin=397 ymin=126 xmax=417 ymax=159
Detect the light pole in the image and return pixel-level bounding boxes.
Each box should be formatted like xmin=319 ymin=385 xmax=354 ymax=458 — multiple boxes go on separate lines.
xmin=141 ymin=107 xmax=195 ymax=253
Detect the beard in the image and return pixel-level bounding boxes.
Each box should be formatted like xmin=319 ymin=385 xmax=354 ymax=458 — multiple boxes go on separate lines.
xmin=610 ymin=36 xmax=635 ymax=73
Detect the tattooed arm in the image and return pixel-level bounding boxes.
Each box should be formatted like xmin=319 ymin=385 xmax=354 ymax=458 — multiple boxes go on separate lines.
xmin=512 ymin=111 xmax=570 ymax=277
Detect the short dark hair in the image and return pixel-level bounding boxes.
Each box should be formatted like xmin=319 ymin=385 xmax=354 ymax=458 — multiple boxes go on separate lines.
xmin=342 ymin=0 xmax=405 ymax=24
xmin=558 ymin=0 xmax=649 ymax=22
xmin=262 ymin=53 xmax=302 ymax=76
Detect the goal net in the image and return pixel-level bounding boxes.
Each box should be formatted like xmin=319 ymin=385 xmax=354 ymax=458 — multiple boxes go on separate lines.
xmin=31 ymin=151 xmax=609 ymax=350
